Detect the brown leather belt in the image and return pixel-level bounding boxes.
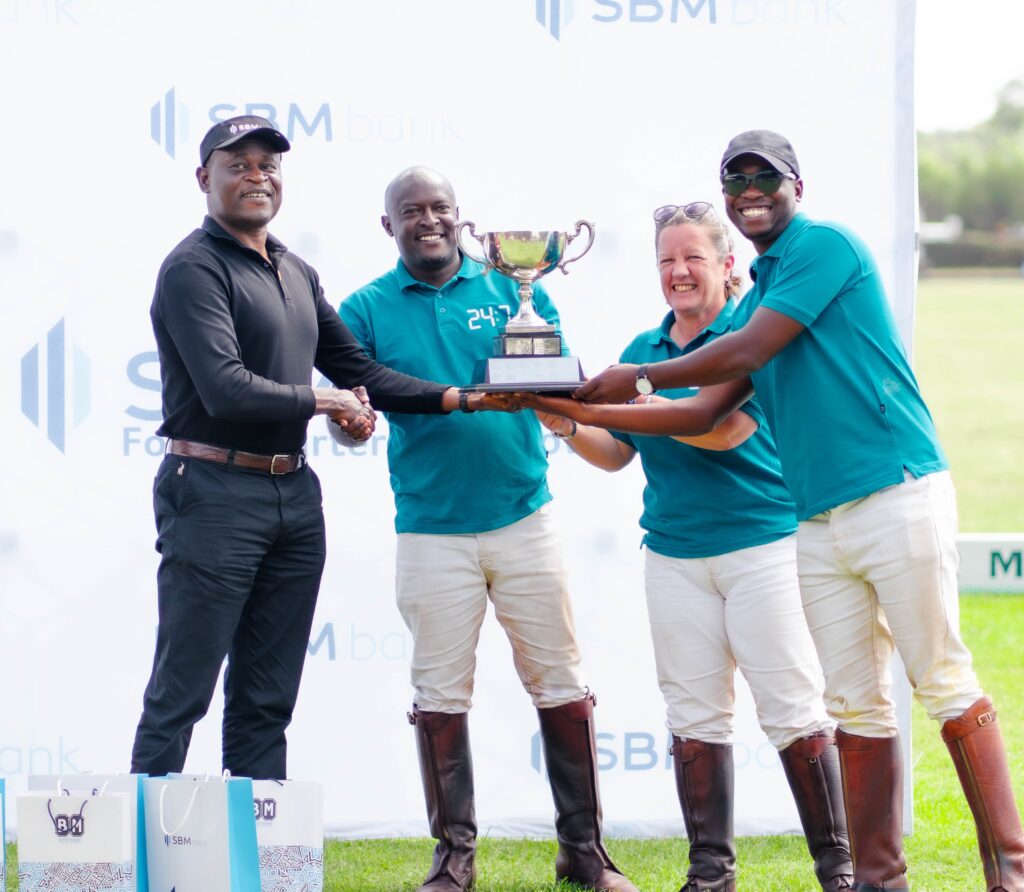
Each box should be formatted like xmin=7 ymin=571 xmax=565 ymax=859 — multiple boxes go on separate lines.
xmin=167 ymin=439 xmax=305 ymax=475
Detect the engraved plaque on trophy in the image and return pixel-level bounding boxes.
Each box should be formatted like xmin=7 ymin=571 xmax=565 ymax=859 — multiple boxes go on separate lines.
xmin=456 ymin=220 xmax=594 ymax=392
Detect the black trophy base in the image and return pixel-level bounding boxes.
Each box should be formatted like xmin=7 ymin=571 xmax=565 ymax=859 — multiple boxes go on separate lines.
xmin=468 ymin=355 xmax=584 ymax=395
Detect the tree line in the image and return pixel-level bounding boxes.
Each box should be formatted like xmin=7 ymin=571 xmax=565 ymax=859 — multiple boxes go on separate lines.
xmin=919 ymin=81 xmax=1024 ymax=267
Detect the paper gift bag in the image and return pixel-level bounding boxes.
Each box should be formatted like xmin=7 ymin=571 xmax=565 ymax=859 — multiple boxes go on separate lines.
xmin=252 ymin=780 xmax=324 ymax=892
xmin=29 ymin=774 xmax=149 ymax=892
xmin=142 ymin=774 xmax=259 ymax=892
xmin=17 ymin=790 xmax=133 ymax=891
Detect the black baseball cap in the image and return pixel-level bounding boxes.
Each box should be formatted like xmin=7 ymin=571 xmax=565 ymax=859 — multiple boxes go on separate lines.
xmin=720 ymin=130 xmax=800 ymax=177
xmin=199 ymin=116 xmax=291 ymax=166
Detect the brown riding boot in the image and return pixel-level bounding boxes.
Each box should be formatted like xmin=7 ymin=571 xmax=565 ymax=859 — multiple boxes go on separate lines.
xmin=779 ymin=732 xmax=854 ymax=890
xmin=536 ymin=695 xmax=639 ymax=892
xmin=410 ymin=707 xmax=477 ymax=891
xmin=671 ymin=737 xmax=737 ymax=892
xmin=835 ymin=729 xmax=908 ymax=891
xmin=942 ymin=697 xmax=1024 ymax=891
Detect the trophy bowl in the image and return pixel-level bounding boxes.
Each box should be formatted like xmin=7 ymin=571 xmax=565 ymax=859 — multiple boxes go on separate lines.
xmin=457 ymin=220 xmax=594 ymax=332
xmin=474 ymin=230 xmax=569 ymax=285
xmin=456 ymin=220 xmax=595 ymax=393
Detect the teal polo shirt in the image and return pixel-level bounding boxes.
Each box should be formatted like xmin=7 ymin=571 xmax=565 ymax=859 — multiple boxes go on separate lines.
xmin=340 ymin=255 xmax=555 ymax=534
xmin=612 ymin=302 xmax=797 ymax=559
xmin=732 ymin=213 xmax=947 ymax=520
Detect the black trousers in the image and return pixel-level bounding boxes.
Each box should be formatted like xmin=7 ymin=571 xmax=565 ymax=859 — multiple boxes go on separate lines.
xmin=131 ymin=454 xmax=326 ymax=779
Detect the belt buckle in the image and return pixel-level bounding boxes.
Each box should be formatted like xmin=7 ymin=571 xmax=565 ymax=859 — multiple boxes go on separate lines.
xmin=270 ymin=454 xmax=291 ymax=475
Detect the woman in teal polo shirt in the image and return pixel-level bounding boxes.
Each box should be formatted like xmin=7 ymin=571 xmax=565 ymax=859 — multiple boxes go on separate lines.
xmin=529 ymin=131 xmax=1024 ymax=891
xmin=539 ymin=204 xmax=851 ymax=892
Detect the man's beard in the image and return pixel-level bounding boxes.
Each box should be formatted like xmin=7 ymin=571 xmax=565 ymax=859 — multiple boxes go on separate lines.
xmin=416 ymin=248 xmax=457 ymax=270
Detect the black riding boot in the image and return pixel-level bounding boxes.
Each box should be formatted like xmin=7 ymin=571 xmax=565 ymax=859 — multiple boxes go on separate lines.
xmin=671 ymin=737 xmax=737 ymax=892
xmin=537 ymin=695 xmax=639 ymax=892
xmin=410 ymin=707 xmax=477 ymax=891
xmin=779 ymin=732 xmax=854 ymax=890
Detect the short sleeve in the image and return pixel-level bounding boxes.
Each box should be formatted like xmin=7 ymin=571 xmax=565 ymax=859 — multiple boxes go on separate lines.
xmin=758 ymin=225 xmax=861 ymax=327
xmin=340 ymin=292 xmax=376 ymax=359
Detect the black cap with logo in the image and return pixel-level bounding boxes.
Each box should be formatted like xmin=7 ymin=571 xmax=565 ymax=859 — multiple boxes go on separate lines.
xmin=199 ymin=116 xmax=291 ymax=166
xmin=720 ymin=130 xmax=800 ymax=177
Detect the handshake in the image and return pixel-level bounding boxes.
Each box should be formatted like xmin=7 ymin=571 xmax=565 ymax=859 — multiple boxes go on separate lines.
xmin=320 ymin=386 xmax=528 ymax=446
xmin=315 ymin=385 xmax=378 ymax=445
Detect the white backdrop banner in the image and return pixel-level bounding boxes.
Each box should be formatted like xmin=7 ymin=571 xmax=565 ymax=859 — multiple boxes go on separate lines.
xmin=0 ymin=0 xmax=917 ymax=838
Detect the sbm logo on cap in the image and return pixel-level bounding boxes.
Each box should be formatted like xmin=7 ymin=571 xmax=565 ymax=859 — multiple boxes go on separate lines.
xmin=229 ymin=122 xmax=263 ymax=135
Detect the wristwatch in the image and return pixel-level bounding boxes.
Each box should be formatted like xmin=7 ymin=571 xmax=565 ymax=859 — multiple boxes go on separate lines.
xmin=458 ymin=389 xmax=476 ymax=413
xmin=552 ymin=421 xmax=577 ymax=441
xmin=635 ymin=366 xmax=655 ymax=396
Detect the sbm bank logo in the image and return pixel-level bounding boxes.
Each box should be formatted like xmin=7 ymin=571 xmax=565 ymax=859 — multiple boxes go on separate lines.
xmin=150 ymin=86 xmax=190 ymax=160
xmin=150 ymin=86 xmax=332 ymax=160
xmin=531 ymin=729 xmax=674 ymax=773
xmin=150 ymin=89 xmax=460 ymax=152
xmin=20 ymin=318 xmax=92 ymax=454
xmin=536 ymin=0 xmax=718 ymax=36
xmin=536 ymin=0 xmax=577 ymax=39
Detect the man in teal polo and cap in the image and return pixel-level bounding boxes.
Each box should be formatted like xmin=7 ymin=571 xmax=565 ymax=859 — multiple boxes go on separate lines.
xmin=528 ymin=131 xmax=1024 ymax=891
xmin=335 ymin=166 xmax=637 ymax=892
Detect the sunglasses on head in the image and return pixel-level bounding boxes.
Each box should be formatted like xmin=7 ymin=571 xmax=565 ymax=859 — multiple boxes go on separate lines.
xmin=652 ymin=201 xmax=714 ymax=226
xmin=720 ymin=170 xmax=796 ymax=197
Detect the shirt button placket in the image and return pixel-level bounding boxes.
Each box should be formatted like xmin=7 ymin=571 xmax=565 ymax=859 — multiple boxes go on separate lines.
xmin=267 ymin=260 xmax=288 ymax=302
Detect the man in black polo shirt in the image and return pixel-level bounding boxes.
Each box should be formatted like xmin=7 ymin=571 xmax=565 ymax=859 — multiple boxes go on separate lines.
xmin=131 ymin=116 xmax=480 ymax=779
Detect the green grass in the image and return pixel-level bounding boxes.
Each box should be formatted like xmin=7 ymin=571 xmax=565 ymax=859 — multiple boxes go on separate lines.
xmin=5 ymin=278 xmax=1022 ymax=889
xmin=11 ymin=596 xmax=1011 ymax=889
xmin=318 ymin=595 xmax=1024 ymax=890
xmin=915 ymin=276 xmax=1024 ymax=531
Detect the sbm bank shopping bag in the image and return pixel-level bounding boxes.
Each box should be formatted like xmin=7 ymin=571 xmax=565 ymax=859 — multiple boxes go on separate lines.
xmin=143 ymin=773 xmax=259 ymax=892
xmin=29 ymin=773 xmax=149 ymax=891
xmin=17 ymin=788 xmax=133 ymax=891
xmin=252 ymin=779 xmax=324 ymax=892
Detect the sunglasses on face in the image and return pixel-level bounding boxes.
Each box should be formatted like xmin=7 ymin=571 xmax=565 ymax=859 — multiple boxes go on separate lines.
xmin=720 ymin=170 xmax=796 ymax=197
xmin=652 ymin=201 xmax=713 ymax=226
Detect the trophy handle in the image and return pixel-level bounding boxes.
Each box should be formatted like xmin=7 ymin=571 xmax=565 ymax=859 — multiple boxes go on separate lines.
xmin=455 ymin=220 xmax=488 ymax=268
xmin=558 ymin=220 xmax=596 ymax=275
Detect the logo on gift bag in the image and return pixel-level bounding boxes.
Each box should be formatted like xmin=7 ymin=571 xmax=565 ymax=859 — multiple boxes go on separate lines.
xmin=48 ymin=798 xmax=86 ymax=839
xmin=55 ymin=813 xmax=84 ymax=836
xmin=253 ymin=797 xmax=277 ymax=821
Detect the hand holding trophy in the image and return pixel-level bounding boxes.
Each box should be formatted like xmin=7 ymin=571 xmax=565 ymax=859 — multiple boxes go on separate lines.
xmin=457 ymin=220 xmax=595 ymax=393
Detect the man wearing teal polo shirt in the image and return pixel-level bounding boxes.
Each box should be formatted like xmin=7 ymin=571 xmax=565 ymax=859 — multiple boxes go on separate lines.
xmin=535 ymin=131 xmax=1024 ymax=891
xmin=337 ymin=167 xmax=636 ymax=892
xmin=538 ymin=202 xmax=852 ymax=891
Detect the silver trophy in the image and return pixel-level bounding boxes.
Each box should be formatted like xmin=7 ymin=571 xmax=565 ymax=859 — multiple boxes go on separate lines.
xmin=457 ymin=220 xmax=595 ymax=392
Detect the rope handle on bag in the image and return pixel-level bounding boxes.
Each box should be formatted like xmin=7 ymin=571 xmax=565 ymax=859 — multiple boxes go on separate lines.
xmin=159 ymin=782 xmax=201 ymax=836
xmin=55 ymin=777 xmax=111 ymax=797
xmin=158 ymin=770 xmax=231 ymax=835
